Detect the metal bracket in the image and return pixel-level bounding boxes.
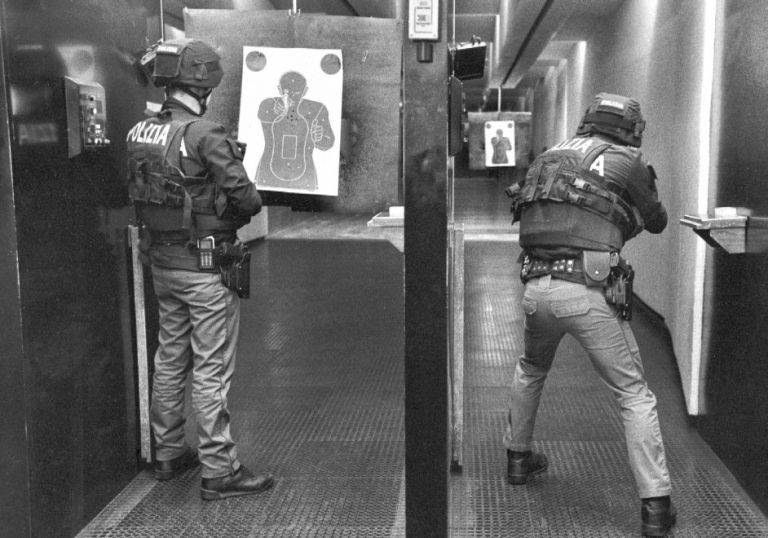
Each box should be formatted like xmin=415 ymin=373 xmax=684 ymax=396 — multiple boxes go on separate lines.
xmin=681 ymin=207 xmax=768 ymax=254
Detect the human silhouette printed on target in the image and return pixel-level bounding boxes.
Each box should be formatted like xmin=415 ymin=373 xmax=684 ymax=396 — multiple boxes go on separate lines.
xmin=256 ymin=71 xmax=335 ymax=191
xmin=491 ymin=129 xmax=512 ymax=164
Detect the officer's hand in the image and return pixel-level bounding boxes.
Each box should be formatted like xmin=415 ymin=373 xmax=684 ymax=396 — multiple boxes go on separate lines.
xmin=273 ymin=97 xmax=286 ymax=115
xmin=311 ymin=119 xmax=324 ymax=143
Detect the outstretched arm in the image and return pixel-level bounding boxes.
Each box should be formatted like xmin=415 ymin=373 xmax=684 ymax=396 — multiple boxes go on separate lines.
xmin=626 ymin=154 xmax=667 ymax=234
xmin=310 ymin=105 xmax=335 ymax=151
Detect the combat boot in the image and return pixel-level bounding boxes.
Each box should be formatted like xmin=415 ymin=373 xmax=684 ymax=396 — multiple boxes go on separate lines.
xmin=507 ymin=449 xmax=548 ymax=485
xmin=200 ymin=465 xmax=275 ymax=500
xmin=154 ymin=448 xmax=199 ymax=481
xmin=641 ymin=496 xmax=677 ymax=537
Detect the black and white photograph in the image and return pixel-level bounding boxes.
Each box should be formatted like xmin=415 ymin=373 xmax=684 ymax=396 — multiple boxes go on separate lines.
xmin=2 ymin=1 xmax=766 ymax=538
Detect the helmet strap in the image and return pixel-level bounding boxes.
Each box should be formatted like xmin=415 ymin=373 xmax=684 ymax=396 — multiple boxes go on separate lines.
xmin=172 ymin=86 xmax=212 ymax=115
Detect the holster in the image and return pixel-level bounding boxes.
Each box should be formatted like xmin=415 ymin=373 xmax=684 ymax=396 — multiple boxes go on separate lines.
xmin=218 ymin=242 xmax=251 ymax=299
xmin=582 ymin=250 xmax=634 ymax=320
xmin=605 ymin=259 xmax=634 ymax=321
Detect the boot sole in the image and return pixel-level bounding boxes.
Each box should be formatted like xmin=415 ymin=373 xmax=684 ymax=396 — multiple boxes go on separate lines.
xmin=200 ymin=477 xmax=275 ymax=500
xmin=507 ymin=463 xmax=548 ymax=485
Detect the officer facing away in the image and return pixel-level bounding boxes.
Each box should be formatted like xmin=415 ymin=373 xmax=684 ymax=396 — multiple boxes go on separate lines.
xmin=504 ymin=93 xmax=675 ymax=537
xmin=126 ymin=38 xmax=274 ymax=500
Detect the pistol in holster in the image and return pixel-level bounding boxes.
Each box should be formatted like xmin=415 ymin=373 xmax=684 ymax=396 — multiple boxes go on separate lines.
xmin=582 ymin=250 xmax=634 ymax=320
xmin=606 ymin=255 xmax=634 ymax=321
xmin=217 ymin=241 xmax=251 ymax=299
xmin=505 ymin=182 xmax=524 ymax=223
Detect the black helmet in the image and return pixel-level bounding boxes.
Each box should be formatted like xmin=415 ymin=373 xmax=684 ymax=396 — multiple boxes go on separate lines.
xmin=576 ymin=93 xmax=645 ymax=147
xmin=151 ymin=38 xmax=223 ymax=89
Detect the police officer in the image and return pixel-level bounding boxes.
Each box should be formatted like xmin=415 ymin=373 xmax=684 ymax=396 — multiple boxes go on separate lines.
xmin=504 ymin=93 xmax=675 ymax=537
xmin=127 ymin=38 xmax=274 ymax=500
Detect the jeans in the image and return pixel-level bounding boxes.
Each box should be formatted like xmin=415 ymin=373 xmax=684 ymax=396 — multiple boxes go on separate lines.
xmin=504 ymin=274 xmax=672 ymax=498
xmin=150 ymin=266 xmax=241 ymax=479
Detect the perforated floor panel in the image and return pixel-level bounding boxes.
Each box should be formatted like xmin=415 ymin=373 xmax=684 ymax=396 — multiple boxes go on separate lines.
xmin=450 ymin=241 xmax=768 ymax=537
xmin=77 ymin=239 xmax=406 ymax=538
xmin=78 ymin=233 xmax=768 ymax=537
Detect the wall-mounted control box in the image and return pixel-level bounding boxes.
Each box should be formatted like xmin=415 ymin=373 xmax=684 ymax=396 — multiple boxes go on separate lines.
xmin=408 ymin=0 xmax=439 ymax=41
xmin=64 ymin=76 xmax=109 ymax=158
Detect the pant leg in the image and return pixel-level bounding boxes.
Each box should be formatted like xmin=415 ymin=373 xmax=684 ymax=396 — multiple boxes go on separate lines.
xmin=567 ymin=285 xmax=672 ymax=498
xmin=185 ymin=271 xmax=241 ymax=479
xmin=150 ymin=266 xmax=194 ymax=462
xmin=505 ymin=275 xmax=565 ymax=451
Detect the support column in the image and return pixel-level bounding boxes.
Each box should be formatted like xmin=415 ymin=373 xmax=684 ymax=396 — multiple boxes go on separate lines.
xmin=403 ymin=1 xmax=450 ymax=536
xmin=0 ymin=12 xmax=32 ymax=536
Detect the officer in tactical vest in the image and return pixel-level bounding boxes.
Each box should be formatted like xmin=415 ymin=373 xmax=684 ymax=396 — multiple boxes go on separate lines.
xmin=127 ymin=38 xmax=274 ymax=500
xmin=504 ymin=93 xmax=675 ymax=537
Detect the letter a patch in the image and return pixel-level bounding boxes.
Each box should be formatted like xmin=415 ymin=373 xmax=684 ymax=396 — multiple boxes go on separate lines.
xmin=589 ymin=155 xmax=605 ymax=176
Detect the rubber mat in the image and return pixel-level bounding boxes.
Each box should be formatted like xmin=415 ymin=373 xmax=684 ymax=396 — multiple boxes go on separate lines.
xmin=77 ymin=239 xmax=405 ymax=537
xmin=450 ymin=240 xmax=768 ymax=537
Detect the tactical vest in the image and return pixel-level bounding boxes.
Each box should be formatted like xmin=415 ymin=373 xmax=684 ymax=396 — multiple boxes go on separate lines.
xmin=516 ymin=142 xmax=642 ymax=252
xmin=126 ymin=115 xmax=221 ymax=241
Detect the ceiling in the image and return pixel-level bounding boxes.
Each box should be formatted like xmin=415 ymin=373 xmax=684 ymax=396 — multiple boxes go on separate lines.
xmin=164 ymin=0 xmax=626 ymax=111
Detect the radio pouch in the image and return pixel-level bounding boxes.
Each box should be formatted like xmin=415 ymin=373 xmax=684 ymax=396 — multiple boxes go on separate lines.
xmin=582 ymin=250 xmax=612 ymax=286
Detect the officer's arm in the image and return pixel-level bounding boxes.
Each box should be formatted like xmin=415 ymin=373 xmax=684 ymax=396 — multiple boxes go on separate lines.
xmin=198 ymin=124 xmax=262 ymax=217
xmin=626 ymin=154 xmax=667 ymax=233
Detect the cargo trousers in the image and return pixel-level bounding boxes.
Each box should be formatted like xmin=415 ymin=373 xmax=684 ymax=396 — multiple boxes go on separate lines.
xmin=504 ymin=274 xmax=672 ymax=498
xmin=149 ymin=266 xmax=242 ymax=479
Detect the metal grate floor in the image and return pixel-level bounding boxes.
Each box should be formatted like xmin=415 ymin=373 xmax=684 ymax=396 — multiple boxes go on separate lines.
xmin=77 ymin=239 xmax=406 ymax=538
xmin=450 ymin=240 xmax=768 ymax=537
xmin=77 ymin=216 xmax=768 ymax=537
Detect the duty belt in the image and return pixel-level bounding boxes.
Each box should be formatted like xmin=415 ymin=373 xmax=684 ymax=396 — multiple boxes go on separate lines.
xmin=520 ymin=251 xmax=635 ymax=320
xmin=520 ymin=254 xmax=583 ymax=283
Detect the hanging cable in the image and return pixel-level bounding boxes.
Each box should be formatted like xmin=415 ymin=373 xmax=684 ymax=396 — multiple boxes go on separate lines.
xmin=452 ymin=0 xmax=456 ymax=45
xmin=159 ymin=0 xmax=165 ymax=41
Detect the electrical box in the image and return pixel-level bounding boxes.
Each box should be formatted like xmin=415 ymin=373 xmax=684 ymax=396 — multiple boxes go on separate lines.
xmin=64 ymin=76 xmax=109 ymax=158
xmin=408 ymin=0 xmax=439 ymax=41
xmin=451 ymin=41 xmax=487 ymax=81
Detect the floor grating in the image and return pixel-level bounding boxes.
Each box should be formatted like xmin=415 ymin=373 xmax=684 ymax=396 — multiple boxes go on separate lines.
xmin=78 ymin=185 xmax=768 ymax=537
xmin=450 ymin=240 xmax=768 ymax=537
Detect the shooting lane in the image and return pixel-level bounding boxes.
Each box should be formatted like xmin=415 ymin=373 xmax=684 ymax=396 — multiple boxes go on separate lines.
xmin=185 ymin=7 xmax=452 ymax=537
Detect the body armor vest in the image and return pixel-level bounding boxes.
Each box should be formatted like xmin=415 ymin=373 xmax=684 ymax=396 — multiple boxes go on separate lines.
xmin=515 ymin=142 xmax=642 ymax=252
xmin=126 ymin=116 xmax=220 ymax=240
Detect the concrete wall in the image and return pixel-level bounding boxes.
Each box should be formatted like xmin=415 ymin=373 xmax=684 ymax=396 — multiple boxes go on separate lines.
xmin=534 ymin=0 xmax=711 ymax=414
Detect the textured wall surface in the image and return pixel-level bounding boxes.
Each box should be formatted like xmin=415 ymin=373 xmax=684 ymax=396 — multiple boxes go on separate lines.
xmin=533 ymin=0 xmax=768 ymax=513
xmin=583 ymin=0 xmax=708 ymax=415
xmin=697 ymin=0 xmax=768 ymax=516
xmin=1 ymin=1 xmax=155 ymax=536
xmin=186 ymin=10 xmax=402 ymax=213
xmin=534 ymin=0 xmax=709 ymax=414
